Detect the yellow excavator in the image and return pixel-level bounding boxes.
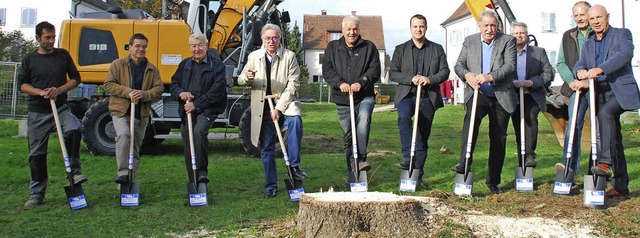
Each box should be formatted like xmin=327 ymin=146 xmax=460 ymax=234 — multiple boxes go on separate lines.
xmin=59 ymin=0 xmax=289 ymax=156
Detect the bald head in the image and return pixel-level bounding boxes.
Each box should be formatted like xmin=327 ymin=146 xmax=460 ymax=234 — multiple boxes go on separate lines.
xmin=588 ymin=5 xmax=609 ymax=38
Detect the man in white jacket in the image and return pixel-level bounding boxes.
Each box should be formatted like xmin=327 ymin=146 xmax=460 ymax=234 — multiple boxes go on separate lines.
xmin=238 ymin=24 xmax=307 ymax=198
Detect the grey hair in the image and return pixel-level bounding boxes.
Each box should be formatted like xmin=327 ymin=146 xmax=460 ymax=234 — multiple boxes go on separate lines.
xmin=478 ymin=9 xmax=499 ymax=23
xmin=261 ymin=23 xmax=282 ymax=37
xmin=510 ymin=21 xmax=528 ymax=33
xmin=342 ymin=15 xmax=360 ymax=28
xmin=189 ymin=33 xmax=208 ymax=45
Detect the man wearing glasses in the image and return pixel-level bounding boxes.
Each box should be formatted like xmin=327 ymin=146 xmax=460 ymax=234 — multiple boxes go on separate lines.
xmin=238 ymin=24 xmax=306 ymax=198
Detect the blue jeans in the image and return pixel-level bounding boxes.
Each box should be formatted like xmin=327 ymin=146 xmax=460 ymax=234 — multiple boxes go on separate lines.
xmin=260 ymin=112 xmax=303 ymax=192
xmin=397 ymin=94 xmax=435 ymax=179
xmin=336 ymin=96 xmax=375 ymax=170
xmin=561 ymin=92 xmax=588 ymax=173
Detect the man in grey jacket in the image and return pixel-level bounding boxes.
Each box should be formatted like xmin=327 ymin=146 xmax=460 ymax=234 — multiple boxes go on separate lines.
xmin=450 ymin=10 xmax=517 ymax=194
xmin=390 ymin=14 xmax=449 ymax=182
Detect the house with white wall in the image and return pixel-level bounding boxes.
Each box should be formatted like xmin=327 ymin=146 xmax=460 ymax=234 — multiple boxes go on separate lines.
xmin=303 ymin=10 xmax=386 ymax=84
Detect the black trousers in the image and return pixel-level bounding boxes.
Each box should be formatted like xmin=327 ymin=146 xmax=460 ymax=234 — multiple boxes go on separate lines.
xmin=458 ymin=94 xmax=511 ymax=185
xmin=596 ymin=83 xmax=629 ymax=194
xmin=510 ymin=93 xmax=541 ymax=166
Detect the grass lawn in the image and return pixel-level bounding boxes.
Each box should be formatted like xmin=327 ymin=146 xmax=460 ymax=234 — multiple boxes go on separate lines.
xmin=1 ymin=103 xmax=639 ymax=237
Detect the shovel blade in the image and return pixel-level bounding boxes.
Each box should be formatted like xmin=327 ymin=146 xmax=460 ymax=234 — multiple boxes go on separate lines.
xmin=64 ymin=184 xmax=87 ymax=210
xmin=514 ymin=167 xmax=534 ymax=191
xmin=583 ymin=175 xmax=607 ymax=208
xmin=454 ymin=172 xmax=474 ymax=195
xmin=187 ymin=182 xmax=208 ymax=206
xmin=399 ymin=169 xmax=421 ymax=192
xmin=347 ymin=171 xmax=368 ymax=192
xmin=120 ymin=182 xmax=140 ymax=207
xmin=285 ymin=178 xmax=305 ymax=202
xmin=552 ymin=168 xmax=575 ymax=195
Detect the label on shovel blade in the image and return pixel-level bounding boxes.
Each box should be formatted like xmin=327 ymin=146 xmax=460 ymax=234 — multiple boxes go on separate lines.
xmin=350 ymin=182 xmax=368 ymax=192
xmin=454 ymin=183 xmax=472 ymax=195
xmin=189 ymin=193 xmax=208 ymax=206
xmin=69 ymin=195 xmax=87 ymax=210
xmin=399 ymin=179 xmax=417 ymax=192
xmin=515 ymin=178 xmax=534 ymax=191
xmin=288 ymin=188 xmax=305 ymax=202
xmin=584 ymin=190 xmax=605 ymax=206
xmin=121 ymin=194 xmax=139 ymax=207
xmin=553 ymin=182 xmax=572 ymax=195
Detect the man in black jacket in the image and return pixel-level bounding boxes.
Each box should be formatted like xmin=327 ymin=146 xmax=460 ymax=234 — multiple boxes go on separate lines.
xmin=170 ymin=33 xmax=227 ymax=184
xmin=322 ymin=15 xmax=381 ymax=172
xmin=390 ymin=14 xmax=449 ymax=182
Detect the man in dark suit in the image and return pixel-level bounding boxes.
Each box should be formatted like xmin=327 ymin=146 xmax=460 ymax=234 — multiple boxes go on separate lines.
xmin=509 ymin=22 xmax=554 ymax=167
xmin=450 ymin=10 xmax=517 ymax=194
xmin=574 ymin=5 xmax=640 ymax=198
xmin=390 ymin=14 xmax=450 ymax=181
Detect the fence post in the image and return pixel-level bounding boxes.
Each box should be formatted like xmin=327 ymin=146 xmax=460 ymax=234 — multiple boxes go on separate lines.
xmin=11 ymin=63 xmax=19 ymax=119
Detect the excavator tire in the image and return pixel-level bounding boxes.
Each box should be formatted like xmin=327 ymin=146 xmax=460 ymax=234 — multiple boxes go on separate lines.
xmin=81 ymin=98 xmax=116 ymax=156
xmin=238 ymin=108 xmax=285 ymax=158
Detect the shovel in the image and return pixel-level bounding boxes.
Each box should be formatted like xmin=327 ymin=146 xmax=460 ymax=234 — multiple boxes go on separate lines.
xmin=347 ymin=92 xmax=367 ymax=192
xmin=553 ymin=90 xmax=581 ymax=195
xmin=454 ymin=88 xmax=478 ymax=196
xmin=264 ymin=95 xmax=305 ymax=201
xmin=50 ymin=99 xmax=87 ymax=210
xmin=583 ymin=78 xmax=605 ymax=208
xmin=514 ymin=86 xmax=534 ymax=191
xmin=399 ymin=85 xmax=422 ymax=192
xmin=186 ymin=101 xmax=207 ymax=206
xmin=121 ymin=101 xmax=140 ymax=206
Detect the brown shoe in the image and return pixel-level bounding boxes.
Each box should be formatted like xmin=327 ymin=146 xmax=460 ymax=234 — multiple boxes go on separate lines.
xmin=605 ymin=188 xmax=629 ymax=199
xmin=590 ymin=163 xmax=611 ymax=177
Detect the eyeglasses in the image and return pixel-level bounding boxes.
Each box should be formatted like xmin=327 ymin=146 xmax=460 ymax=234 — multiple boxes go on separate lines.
xmin=262 ymin=36 xmax=280 ymax=42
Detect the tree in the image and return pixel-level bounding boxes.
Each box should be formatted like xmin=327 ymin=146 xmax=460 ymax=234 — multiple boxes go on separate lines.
xmin=283 ymin=21 xmax=309 ymax=82
xmin=115 ymin=0 xmax=183 ymax=19
xmin=0 ymin=29 xmax=37 ymax=62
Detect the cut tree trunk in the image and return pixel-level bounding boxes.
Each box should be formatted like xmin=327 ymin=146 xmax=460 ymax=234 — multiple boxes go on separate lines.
xmin=297 ymin=192 xmax=441 ymax=237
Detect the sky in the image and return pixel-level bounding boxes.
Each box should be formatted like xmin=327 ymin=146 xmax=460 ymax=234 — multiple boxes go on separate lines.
xmin=277 ymin=0 xmax=461 ymax=56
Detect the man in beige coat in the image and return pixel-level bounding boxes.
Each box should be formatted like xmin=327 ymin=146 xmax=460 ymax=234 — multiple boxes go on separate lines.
xmin=104 ymin=33 xmax=164 ymax=184
xmin=238 ymin=23 xmax=307 ymax=198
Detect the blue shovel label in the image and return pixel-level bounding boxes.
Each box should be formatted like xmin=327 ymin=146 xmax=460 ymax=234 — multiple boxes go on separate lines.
xmin=189 ymin=193 xmax=208 ymax=206
xmin=288 ymin=188 xmax=305 ymax=202
xmin=399 ymin=179 xmax=417 ymax=192
xmin=69 ymin=195 xmax=87 ymax=210
xmin=584 ymin=190 xmax=605 ymax=206
xmin=515 ymin=178 xmax=534 ymax=191
xmin=121 ymin=194 xmax=139 ymax=207
xmin=350 ymin=182 xmax=368 ymax=192
xmin=553 ymin=182 xmax=572 ymax=195
xmin=454 ymin=183 xmax=472 ymax=195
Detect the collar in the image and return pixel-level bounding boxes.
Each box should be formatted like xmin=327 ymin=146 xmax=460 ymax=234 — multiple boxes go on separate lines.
xmin=411 ymin=37 xmax=428 ymax=49
xmin=595 ymin=28 xmax=609 ymax=42
xmin=192 ymin=53 xmax=208 ymax=64
xmin=480 ymin=35 xmax=495 ymax=46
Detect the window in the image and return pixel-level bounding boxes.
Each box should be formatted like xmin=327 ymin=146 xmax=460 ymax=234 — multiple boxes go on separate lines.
xmin=0 ymin=8 xmax=6 ymax=26
xmin=21 ymin=8 xmax=37 ymax=27
xmin=312 ymin=75 xmax=320 ymax=83
xmin=78 ymin=28 xmax=119 ymax=66
xmin=327 ymin=31 xmax=342 ymax=42
xmin=318 ymin=53 xmax=324 ymax=65
xmin=546 ymin=50 xmax=557 ymax=70
xmin=541 ymin=12 xmax=556 ymax=32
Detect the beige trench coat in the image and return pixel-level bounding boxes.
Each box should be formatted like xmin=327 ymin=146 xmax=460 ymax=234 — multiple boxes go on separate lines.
xmin=237 ymin=46 xmax=301 ymax=147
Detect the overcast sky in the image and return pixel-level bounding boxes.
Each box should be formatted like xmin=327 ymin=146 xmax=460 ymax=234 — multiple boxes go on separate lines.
xmin=277 ymin=0 xmax=461 ymax=56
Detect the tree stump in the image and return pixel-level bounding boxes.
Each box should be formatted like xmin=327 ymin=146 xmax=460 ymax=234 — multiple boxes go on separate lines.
xmin=297 ymin=192 xmax=441 ymax=237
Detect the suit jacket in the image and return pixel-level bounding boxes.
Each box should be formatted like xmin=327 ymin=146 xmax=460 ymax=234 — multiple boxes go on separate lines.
xmin=574 ymin=26 xmax=640 ymax=110
xmin=454 ymin=33 xmax=518 ymax=113
xmin=237 ymin=46 xmax=301 ymax=147
xmin=516 ymin=45 xmax=554 ymax=112
xmin=390 ymin=39 xmax=450 ymax=109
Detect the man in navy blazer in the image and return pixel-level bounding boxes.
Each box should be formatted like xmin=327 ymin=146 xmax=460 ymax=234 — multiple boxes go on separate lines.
xmin=390 ymin=14 xmax=450 ymax=182
xmin=509 ymin=22 xmax=554 ymax=168
xmin=450 ymin=10 xmax=517 ymax=194
xmin=574 ymin=5 xmax=640 ymax=198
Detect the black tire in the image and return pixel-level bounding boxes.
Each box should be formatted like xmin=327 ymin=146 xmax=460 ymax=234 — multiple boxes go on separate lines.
xmin=238 ymin=108 xmax=285 ymax=158
xmin=81 ymin=98 xmax=116 ymax=156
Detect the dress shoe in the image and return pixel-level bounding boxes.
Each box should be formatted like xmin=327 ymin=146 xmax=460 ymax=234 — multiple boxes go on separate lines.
xmin=197 ymin=175 xmax=210 ymax=183
xmin=72 ymin=174 xmax=88 ymax=184
xmin=395 ymin=161 xmax=410 ymax=170
xmin=291 ymin=167 xmax=308 ymax=180
xmin=590 ymin=163 xmax=611 ymax=177
xmin=488 ymin=184 xmax=503 ymax=194
xmin=23 ymin=196 xmax=44 ymax=209
xmin=524 ymin=154 xmax=537 ymax=167
xmin=450 ymin=162 xmax=467 ymax=173
xmin=605 ymin=187 xmax=629 ymax=199
xmin=114 ymin=175 xmax=129 ymax=184
xmin=264 ymin=189 xmax=278 ymax=199
xmin=358 ymin=161 xmax=371 ymax=171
